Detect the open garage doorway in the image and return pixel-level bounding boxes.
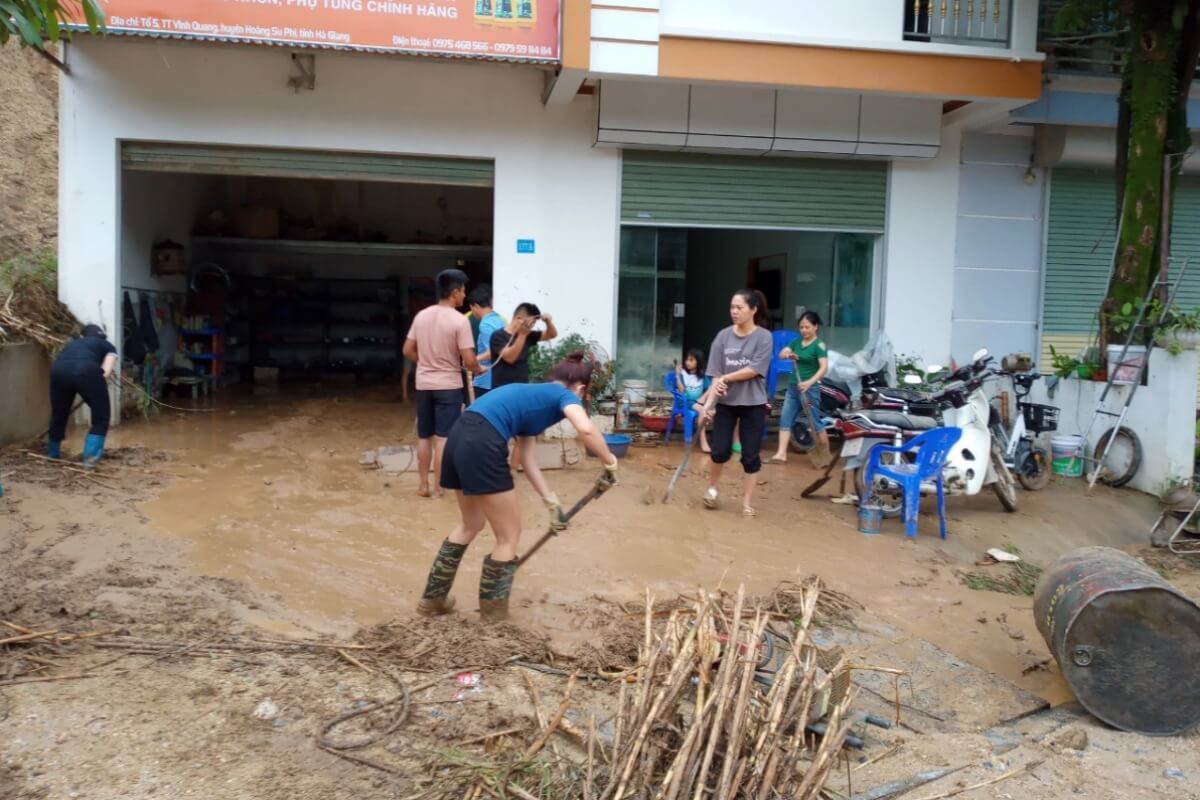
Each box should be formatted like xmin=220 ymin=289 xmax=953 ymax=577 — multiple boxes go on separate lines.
xmin=117 ymin=143 xmax=493 ymax=404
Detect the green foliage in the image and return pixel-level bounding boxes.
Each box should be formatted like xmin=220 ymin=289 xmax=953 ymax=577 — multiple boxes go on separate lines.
xmin=1048 ymin=345 xmax=1082 ymax=379
xmin=0 ymin=249 xmax=57 ymax=294
xmin=527 ymin=332 xmax=617 ymax=412
xmin=961 ymin=545 xmax=1044 ymax=597
xmin=0 ymin=1 xmax=104 ymax=50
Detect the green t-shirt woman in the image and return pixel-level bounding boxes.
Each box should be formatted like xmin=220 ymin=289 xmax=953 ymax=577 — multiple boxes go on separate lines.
xmin=769 ymin=311 xmax=830 ymax=463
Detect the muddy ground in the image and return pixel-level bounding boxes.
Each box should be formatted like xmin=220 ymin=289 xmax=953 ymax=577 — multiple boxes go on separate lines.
xmin=1 ymin=385 xmax=1199 ymax=799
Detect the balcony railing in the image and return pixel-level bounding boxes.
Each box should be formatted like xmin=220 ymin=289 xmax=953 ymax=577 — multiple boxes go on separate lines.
xmin=903 ymin=0 xmax=1012 ymax=49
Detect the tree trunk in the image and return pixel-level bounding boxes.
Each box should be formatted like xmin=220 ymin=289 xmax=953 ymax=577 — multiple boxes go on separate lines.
xmin=1159 ymin=1 xmax=1200 ymax=296
xmin=1102 ymin=0 xmax=1181 ymax=344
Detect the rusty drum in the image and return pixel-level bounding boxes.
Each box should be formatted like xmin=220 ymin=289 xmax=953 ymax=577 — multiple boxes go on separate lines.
xmin=1033 ymin=546 xmax=1200 ymax=735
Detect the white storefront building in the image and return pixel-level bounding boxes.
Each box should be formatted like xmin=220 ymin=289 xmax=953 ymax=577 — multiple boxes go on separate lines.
xmin=59 ymin=1 xmax=1045 ymax=394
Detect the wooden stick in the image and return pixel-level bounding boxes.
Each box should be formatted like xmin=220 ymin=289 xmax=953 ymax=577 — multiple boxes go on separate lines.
xmin=585 ymin=713 xmax=596 ymax=800
xmin=338 ymin=649 xmax=375 ymax=674
xmin=453 ymin=726 xmax=529 ymax=747
xmin=0 ymin=671 xmax=108 ymax=687
xmin=852 ymin=743 xmax=903 ymax=773
xmin=252 ymin=638 xmax=371 ymax=650
xmin=1 ymin=621 xmax=36 ymax=635
xmin=909 ymin=760 xmax=1044 ymax=800
xmin=522 ymin=673 xmax=577 ymax=760
xmin=0 ymin=630 xmax=58 ymax=646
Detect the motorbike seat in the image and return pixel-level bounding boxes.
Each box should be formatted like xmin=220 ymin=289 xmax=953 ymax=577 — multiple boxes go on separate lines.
xmin=857 ymin=409 xmax=938 ymax=431
xmin=872 ymin=387 xmax=929 ymax=404
xmin=823 ymin=378 xmax=852 ymax=397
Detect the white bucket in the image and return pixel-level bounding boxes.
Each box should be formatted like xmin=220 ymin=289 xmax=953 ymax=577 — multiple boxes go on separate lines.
xmin=1106 ymin=344 xmax=1146 ymax=385
xmin=1050 ymin=434 xmax=1085 ymax=478
xmin=622 ymin=379 xmax=649 ymax=409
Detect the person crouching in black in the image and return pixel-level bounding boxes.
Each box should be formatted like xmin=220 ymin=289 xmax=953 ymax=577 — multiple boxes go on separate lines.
xmin=48 ymin=324 xmax=117 ymax=468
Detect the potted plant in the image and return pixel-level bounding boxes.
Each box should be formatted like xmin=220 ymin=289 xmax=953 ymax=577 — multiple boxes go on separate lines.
xmin=1049 ymin=345 xmax=1082 ymax=379
xmin=1156 ymin=305 xmax=1200 ymax=354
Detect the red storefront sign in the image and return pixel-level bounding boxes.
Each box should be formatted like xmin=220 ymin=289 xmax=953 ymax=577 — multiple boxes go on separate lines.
xmin=85 ymin=1 xmax=560 ymax=62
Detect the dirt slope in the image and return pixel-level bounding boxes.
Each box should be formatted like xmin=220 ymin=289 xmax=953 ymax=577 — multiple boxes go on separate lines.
xmin=0 ymin=45 xmax=58 ymax=263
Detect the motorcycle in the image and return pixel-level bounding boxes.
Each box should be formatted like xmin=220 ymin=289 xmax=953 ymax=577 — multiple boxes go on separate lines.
xmin=845 ymin=349 xmax=1018 ymax=517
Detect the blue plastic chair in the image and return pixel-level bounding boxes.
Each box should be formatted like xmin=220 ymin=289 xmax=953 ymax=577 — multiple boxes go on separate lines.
xmin=663 ymin=372 xmax=711 ymax=444
xmin=765 ymin=329 xmax=797 ymax=400
xmin=862 ymin=427 xmax=962 ymax=539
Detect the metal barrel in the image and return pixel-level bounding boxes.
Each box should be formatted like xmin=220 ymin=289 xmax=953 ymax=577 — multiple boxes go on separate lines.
xmin=1033 ymin=546 xmax=1200 ymax=735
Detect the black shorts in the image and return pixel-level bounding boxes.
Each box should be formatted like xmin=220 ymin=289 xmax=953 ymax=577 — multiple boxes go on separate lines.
xmin=440 ymin=412 xmax=514 ymax=495
xmin=415 ymin=388 xmax=464 ymax=439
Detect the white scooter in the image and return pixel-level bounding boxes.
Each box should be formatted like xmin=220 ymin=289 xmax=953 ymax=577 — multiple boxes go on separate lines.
xmin=864 ymin=349 xmax=1018 ymax=517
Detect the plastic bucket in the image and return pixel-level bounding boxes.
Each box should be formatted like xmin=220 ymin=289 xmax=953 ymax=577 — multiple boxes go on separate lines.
xmin=603 ymin=433 xmax=632 ymax=459
xmin=858 ymin=504 xmax=883 ymax=535
xmin=1051 ymin=434 xmax=1085 ymax=477
xmin=1106 ymin=344 xmax=1146 ymax=386
xmin=622 ymin=380 xmax=649 ymax=409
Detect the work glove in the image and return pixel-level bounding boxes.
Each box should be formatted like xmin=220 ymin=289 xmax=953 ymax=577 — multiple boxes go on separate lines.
xmin=543 ymin=492 xmax=568 ymax=532
xmin=599 ymin=457 xmax=619 ymax=490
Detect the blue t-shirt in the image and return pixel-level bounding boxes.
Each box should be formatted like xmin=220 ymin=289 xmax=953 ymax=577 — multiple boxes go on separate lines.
xmin=473 ymin=311 xmax=506 ymax=391
xmin=469 ymin=382 xmax=582 ymax=440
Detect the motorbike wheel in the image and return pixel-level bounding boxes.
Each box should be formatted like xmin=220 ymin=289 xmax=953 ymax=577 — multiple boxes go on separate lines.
xmin=1016 ymin=447 xmax=1051 ymax=491
xmin=855 ymin=443 xmax=905 ymax=519
xmin=991 ymin=440 xmax=1019 ymax=512
xmin=1091 ymin=426 xmax=1142 ymax=488
xmin=788 ymin=421 xmax=814 ymax=454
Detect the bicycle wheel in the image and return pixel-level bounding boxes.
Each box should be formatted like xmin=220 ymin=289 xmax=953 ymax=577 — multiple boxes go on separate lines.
xmin=1016 ymin=447 xmax=1051 ymax=491
xmin=1091 ymin=426 xmax=1142 ymax=488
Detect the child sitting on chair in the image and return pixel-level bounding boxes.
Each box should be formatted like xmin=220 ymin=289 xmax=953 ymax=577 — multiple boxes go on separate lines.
xmin=676 ymin=349 xmax=712 ymax=453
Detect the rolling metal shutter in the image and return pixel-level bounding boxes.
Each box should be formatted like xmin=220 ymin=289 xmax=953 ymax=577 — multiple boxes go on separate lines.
xmin=1044 ymin=169 xmax=1200 ymax=335
xmin=620 ymin=151 xmax=888 ymax=232
xmin=121 ymin=142 xmax=494 ymax=187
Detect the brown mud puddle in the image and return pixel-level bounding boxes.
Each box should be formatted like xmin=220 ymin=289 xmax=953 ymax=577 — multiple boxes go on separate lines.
xmin=115 ymin=386 xmax=1166 ymax=706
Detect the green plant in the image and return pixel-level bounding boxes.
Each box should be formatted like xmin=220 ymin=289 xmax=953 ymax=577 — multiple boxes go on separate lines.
xmin=527 ymin=332 xmax=616 ymax=412
xmin=0 ymin=1 xmax=105 ymax=71
xmin=1107 ymin=301 xmax=1140 ymax=337
xmin=0 ymin=250 xmax=57 ymax=294
xmin=1049 ymin=345 xmax=1082 ymax=379
xmin=961 ymin=545 xmax=1044 ymax=596
xmin=1159 ymin=474 xmax=1193 ymax=504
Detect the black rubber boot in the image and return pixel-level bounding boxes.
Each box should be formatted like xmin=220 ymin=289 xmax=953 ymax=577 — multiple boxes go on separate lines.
xmin=417 ymin=539 xmax=467 ymax=617
xmin=478 ymin=555 xmax=518 ymax=622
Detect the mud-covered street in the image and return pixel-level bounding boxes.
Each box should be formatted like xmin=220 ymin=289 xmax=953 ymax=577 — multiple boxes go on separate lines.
xmin=2 ymin=387 xmax=1199 ymax=799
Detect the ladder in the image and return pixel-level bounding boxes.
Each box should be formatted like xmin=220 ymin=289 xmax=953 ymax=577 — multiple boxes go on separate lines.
xmin=1080 ymin=257 xmax=1190 ymax=489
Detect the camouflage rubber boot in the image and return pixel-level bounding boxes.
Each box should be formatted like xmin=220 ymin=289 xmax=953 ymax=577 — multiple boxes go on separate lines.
xmin=417 ymin=539 xmax=468 ymax=617
xmin=478 ymin=555 xmax=518 ymax=622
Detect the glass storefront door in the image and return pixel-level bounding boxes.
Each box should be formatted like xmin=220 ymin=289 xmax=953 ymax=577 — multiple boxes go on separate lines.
xmin=616 ymin=228 xmax=687 ymax=383
xmin=616 ymin=227 xmax=880 ymax=382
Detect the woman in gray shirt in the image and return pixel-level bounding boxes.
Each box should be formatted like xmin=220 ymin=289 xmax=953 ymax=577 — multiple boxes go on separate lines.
xmin=702 ymin=289 xmax=774 ymax=516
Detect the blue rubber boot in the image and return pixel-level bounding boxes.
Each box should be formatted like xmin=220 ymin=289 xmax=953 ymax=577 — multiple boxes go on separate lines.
xmin=47 ymin=439 xmax=62 ymax=460
xmin=82 ymin=434 xmax=106 ymax=469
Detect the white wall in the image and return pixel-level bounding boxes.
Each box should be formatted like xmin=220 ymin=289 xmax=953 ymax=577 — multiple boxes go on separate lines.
xmin=59 ymin=37 xmax=619 ymax=361
xmin=1029 ymin=349 xmax=1198 ymax=496
xmin=950 ymin=131 xmax=1045 ymax=365
xmin=121 ymin=171 xmax=221 ymax=295
xmin=883 ymin=125 xmax=961 ymax=365
xmin=659 ymin=0 xmax=902 ymax=47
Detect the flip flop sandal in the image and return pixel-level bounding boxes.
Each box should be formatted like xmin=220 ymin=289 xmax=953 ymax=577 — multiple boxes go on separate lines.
xmin=743 ymin=506 xmax=757 ymax=517
xmin=830 ymin=493 xmax=859 ymax=505
xmin=703 ymin=488 xmax=719 ymax=509
xmin=767 ymin=456 xmax=788 ymax=465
